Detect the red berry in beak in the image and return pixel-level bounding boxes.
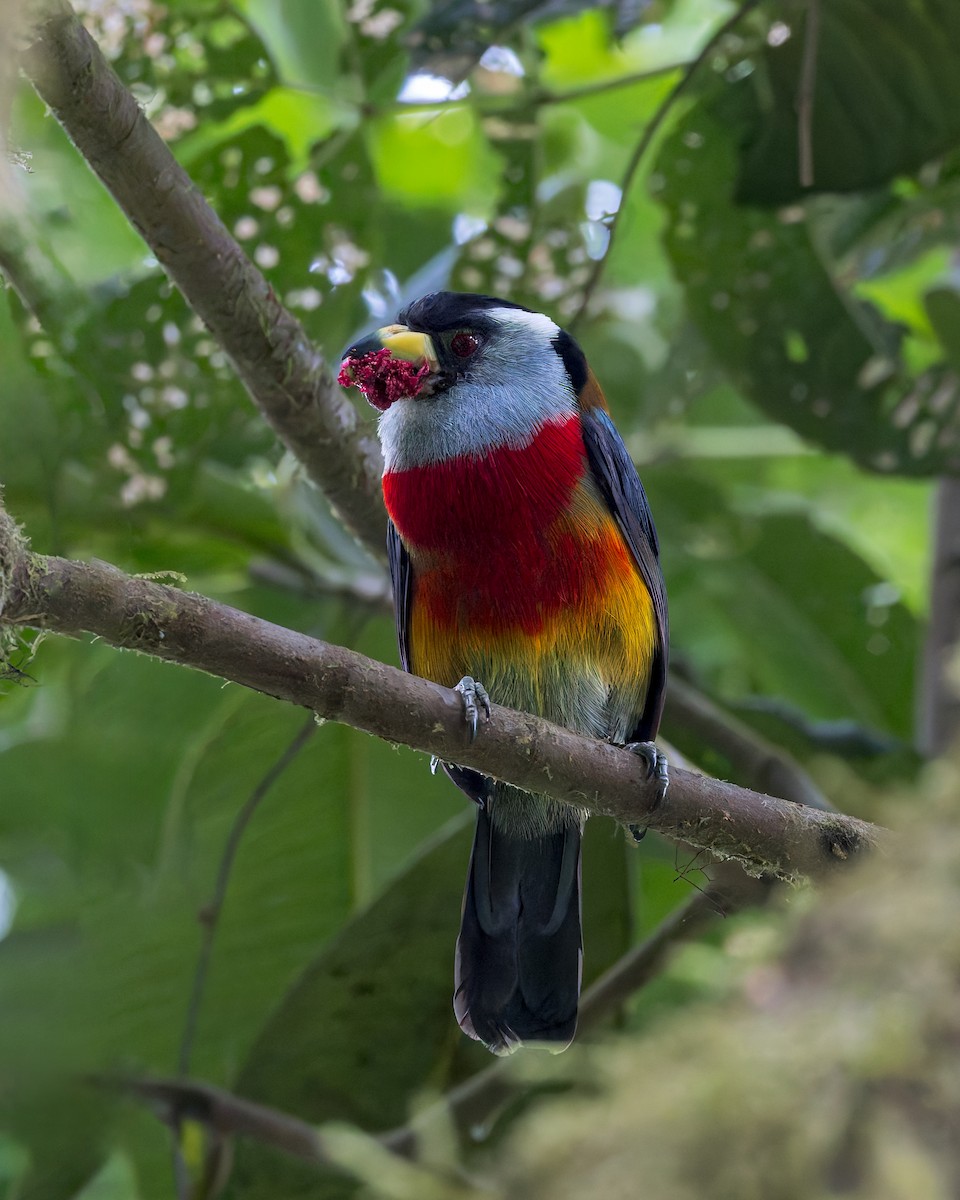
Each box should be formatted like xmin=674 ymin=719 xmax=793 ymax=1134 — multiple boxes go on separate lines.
xmin=338 ymin=349 xmax=431 ymax=411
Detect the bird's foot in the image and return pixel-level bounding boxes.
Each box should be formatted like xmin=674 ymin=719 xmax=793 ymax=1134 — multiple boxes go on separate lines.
xmin=455 ymin=676 xmax=491 ymax=742
xmin=623 ymin=741 xmax=669 ymax=842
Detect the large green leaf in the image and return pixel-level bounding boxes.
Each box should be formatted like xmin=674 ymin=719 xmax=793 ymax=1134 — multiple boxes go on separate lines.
xmin=0 ymin=0 xmax=948 ymax=1193
xmin=654 ymin=99 xmax=960 ymax=475
xmin=230 ymin=818 xmax=473 ymax=1198
xmin=648 ymin=0 xmax=960 ymax=476
xmin=235 ymin=819 xmax=472 ymax=1129
xmin=648 ymin=466 xmax=917 ymax=738
xmin=231 ymin=811 xmax=635 ymax=1196
xmin=236 ymin=0 xmax=347 ymax=94
xmin=0 ymin=637 xmax=357 ymax=1198
xmin=740 ymin=0 xmax=960 ymax=203
xmin=232 ymin=809 xmax=635 ymax=1119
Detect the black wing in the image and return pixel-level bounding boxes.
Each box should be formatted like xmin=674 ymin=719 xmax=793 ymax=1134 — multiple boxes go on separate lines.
xmin=387 ymin=520 xmax=490 ymax=804
xmin=581 ymin=407 xmax=669 ymax=743
xmin=386 ymin=519 xmax=414 ymax=672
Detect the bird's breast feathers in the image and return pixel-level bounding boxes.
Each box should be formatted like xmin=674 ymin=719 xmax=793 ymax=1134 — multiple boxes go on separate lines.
xmin=383 ymin=413 xmax=657 ymax=735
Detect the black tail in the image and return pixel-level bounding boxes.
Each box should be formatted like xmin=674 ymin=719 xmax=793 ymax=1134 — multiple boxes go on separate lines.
xmin=454 ymin=806 xmax=582 ymax=1056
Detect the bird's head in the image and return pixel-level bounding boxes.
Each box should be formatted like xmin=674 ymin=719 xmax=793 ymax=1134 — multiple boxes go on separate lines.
xmin=339 ymin=291 xmax=598 ymax=470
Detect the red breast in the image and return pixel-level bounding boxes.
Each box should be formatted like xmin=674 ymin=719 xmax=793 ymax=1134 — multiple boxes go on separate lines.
xmin=384 ymin=415 xmax=634 ymax=639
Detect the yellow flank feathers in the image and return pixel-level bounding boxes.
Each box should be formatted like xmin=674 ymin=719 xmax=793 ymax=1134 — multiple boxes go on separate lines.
xmin=407 ymin=479 xmax=658 ymax=743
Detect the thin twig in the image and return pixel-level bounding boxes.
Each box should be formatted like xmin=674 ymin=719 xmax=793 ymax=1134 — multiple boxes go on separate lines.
xmin=101 ymin=1075 xmax=328 ymax=1164
xmin=666 ymin=677 xmax=833 ymax=812
xmin=358 ymin=60 xmax=692 ymax=119
xmin=733 ymin=695 xmax=900 ymax=758
xmin=571 ymin=0 xmax=763 ymax=328
xmin=248 ymin=558 xmax=392 ymax=608
xmin=103 ymin=1074 xmax=488 ymax=1195
xmin=797 ymin=0 xmax=821 ymax=189
xmin=579 ymin=860 xmax=770 ymax=1024
xmin=536 ymin=60 xmax=691 ymax=106
xmin=177 ymin=717 xmax=317 ymax=1077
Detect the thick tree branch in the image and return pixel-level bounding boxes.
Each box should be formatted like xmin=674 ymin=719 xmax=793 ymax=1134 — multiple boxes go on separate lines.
xmin=0 ymin=498 xmax=881 ymax=881
xmin=18 ymin=0 xmax=387 ymax=553
xmin=919 ymin=477 xmax=960 ymax=755
xmin=247 ymin=565 xmax=838 ymax=814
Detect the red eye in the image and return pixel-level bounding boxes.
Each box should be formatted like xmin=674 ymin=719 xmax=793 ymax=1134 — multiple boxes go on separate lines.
xmin=451 ymin=331 xmax=480 ymax=358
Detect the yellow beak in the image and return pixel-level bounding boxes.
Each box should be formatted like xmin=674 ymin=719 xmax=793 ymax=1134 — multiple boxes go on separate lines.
xmin=343 ymin=325 xmax=439 ymax=372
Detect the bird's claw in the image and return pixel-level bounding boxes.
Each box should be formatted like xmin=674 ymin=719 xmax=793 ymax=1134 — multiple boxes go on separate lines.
xmin=455 ymin=676 xmax=491 ymax=742
xmin=625 ymin=740 xmax=670 ymax=797
xmin=624 ymin=741 xmax=669 ymax=842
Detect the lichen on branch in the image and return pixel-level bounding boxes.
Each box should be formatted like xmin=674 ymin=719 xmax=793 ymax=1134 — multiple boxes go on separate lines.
xmin=0 ymin=490 xmax=883 ymax=883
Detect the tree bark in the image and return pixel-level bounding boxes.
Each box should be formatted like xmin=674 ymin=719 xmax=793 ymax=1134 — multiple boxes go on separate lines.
xmin=19 ymin=0 xmax=387 ymax=553
xmin=0 ymin=499 xmax=882 ymax=883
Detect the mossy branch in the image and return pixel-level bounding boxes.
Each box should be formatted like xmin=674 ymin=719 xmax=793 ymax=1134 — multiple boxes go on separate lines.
xmin=0 ymin=493 xmax=883 ymax=882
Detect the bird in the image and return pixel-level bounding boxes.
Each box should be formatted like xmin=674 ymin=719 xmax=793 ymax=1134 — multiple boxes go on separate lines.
xmin=339 ymin=292 xmax=668 ymax=1056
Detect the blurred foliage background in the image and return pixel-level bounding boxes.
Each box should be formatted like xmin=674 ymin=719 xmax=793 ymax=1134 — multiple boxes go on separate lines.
xmin=1 ymin=0 xmax=960 ymax=1195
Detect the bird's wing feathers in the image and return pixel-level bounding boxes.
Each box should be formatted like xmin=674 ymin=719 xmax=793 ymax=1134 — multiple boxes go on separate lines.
xmin=387 ymin=519 xmax=413 ymax=673
xmin=580 ymin=405 xmax=669 ymax=743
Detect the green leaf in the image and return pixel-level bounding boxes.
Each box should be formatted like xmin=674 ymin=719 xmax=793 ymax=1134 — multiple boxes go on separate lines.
xmin=236 ymin=0 xmax=347 ymax=91
xmin=367 ymin=109 xmax=502 ymax=213
xmin=654 ymin=100 xmax=960 ymax=475
xmin=175 ymin=87 xmax=346 ymax=175
xmin=739 ymin=0 xmax=960 ymax=203
xmin=854 ymin=248 xmax=951 ymax=344
xmin=231 ymin=818 xmax=473 ymax=1197
xmin=648 ymin=466 xmax=917 ymax=737
xmin=538 ymin=10 xmax=633 ymax=86
xmin=11 ymin=90 xmax=148 ymax=286
xmin=0 ymin=640 xmax=356 ymax=1190
xmin=235 ymin=818 xmax=472 ymax=1130
xmin=0 ymin=1132 xmax=30 ymax=1189
xmin=73 ymin=1153 xmax=142 ymax=1200
xmin=926 ymin=287 xmax=960 ymax=373
xmin=231 ymin=794 xmax=636 ymax=1194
